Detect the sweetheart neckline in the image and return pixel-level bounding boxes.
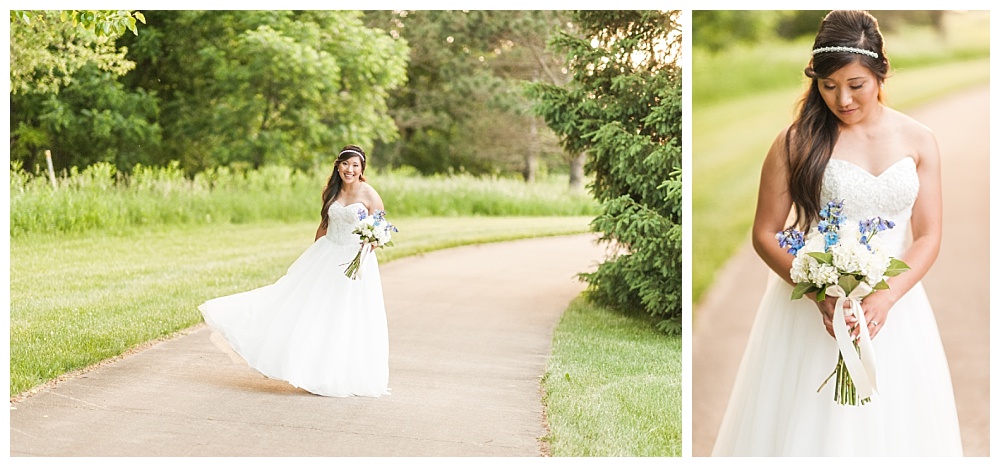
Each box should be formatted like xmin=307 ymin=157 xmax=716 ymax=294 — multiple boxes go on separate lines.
xmin=827 ymin=156 xmax=915 ymax=178
xmin=333 ymin=200 xmax=366 ymax=210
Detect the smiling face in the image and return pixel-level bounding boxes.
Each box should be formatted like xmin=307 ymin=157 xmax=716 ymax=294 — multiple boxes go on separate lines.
xmin=337 ymin=156 xmax=364 ymax=184
xmin=817 ymin=60 xmax=882 ymax=126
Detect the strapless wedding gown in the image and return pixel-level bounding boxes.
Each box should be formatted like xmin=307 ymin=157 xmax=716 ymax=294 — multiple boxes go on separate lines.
xmin=712 ymin=157 xmax=963 ymax=456
xmin=199 ymin=201 xmax=390 ymax=397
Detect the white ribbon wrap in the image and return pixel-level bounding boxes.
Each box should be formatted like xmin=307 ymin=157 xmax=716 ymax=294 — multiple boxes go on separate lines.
xmin=826 ymin=281 xmax=879 ymax=400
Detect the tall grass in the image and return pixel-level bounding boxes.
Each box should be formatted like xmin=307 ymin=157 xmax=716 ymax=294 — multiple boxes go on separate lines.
xmin=10 ymin=162 xmax=598 ymax=237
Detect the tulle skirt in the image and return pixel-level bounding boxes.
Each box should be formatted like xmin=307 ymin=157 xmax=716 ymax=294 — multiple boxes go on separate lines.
xmin=199 ymin=237 xmax=390 ymax=397
xmin=712 ymin=273 xmax=962 ymax=456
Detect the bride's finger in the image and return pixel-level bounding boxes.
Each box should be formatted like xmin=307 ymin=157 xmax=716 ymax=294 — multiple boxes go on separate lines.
xmin=869 ymin=316 xmax=883 ymax=338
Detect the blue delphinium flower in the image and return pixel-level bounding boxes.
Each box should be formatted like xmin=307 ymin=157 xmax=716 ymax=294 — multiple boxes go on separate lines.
xmin=357 ymin=207 xmax=368 ymax=221
xmin=817 ymin=200 xmax=845 ymax=252
xmin=776 ymin=227 xmax=805 ymax=256
xmin=858 ymin=216 xmax=895 ymax=251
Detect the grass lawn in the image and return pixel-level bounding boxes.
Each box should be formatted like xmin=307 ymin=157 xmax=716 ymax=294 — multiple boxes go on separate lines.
xmin=9 ymin=216 xmax=593 ymax=397
xmin=542 ymin=296 xmax=681 ymax=456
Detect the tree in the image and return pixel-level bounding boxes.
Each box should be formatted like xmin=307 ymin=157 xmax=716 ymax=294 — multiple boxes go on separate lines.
xmin=529 ymin=10 xmax=683 ymax=333
xmin=363 ymin=10 xmax=571 ymax=178
xmin=119 ymin=11 xmax=408 ymax=171
xmin=9 ymin=10 xmax=144 ymax=95
xmin=11 ymin=64 xmax=161 ymax=172
xmin=9 ymin=10 xmax=158 ymax=172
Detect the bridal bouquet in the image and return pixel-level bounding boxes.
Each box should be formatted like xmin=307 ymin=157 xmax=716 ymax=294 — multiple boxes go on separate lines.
xmin=775 ymin=200 xmax=910 ymax=405
xmin=343 ymin=208 xmax=398 ymax=280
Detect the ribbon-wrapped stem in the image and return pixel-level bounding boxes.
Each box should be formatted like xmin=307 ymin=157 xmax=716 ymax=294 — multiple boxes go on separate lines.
xmin=819 ymin=339 xmax=870 ymax=405
xmin=819 ymin=281 xmax=878 ymax=406
xmin=343 ymin=243 xmax=370 ymax=280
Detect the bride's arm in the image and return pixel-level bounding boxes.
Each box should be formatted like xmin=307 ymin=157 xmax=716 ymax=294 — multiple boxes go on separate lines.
xmin=364 ymin=183 xmax=386 ymax=251
xmin=751 ymin=128 xmax=850 ymax=337
xmin=861 ymin=127 xmax=943 ymax=339
xmin=751 ymin=128 xmax=797 ymax=283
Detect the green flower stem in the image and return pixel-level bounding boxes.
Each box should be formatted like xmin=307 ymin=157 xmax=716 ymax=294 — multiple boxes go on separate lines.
xmin=343 ymin=248 xmax=363 ymax=280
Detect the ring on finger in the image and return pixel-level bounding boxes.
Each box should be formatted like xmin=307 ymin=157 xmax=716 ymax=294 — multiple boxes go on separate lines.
xmin=872 ymin=320 xmax=880 ymax=327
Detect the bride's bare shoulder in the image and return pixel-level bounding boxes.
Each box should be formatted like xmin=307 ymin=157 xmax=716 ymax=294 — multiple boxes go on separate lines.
xmin=361 ymin=182 xmax=385 ymax=211
xmin=886 ymin=107 xmax=939 ymax=166
xmin=764 ymin=125 xmax=794 ymax=159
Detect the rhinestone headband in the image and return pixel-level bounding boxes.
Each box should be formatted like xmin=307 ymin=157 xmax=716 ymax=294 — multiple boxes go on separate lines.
xmin=812 ymin=46 xmax=878 ymax=59
xmin=340 ymin=149 xmax=365 ymax=162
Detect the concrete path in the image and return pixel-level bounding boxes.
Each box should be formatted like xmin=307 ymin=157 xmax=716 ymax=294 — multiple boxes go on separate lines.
xmin=692 ymin=85 xmax=991 ymax=456
xmin=10 ymin=234 xmax=604 ymax=456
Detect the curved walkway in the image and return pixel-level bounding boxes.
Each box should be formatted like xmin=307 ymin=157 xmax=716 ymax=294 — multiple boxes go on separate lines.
xmin=692 ymin=85 xmax=991 ymax=456
xmin=10 ymin=233 xmax=604 ymax=456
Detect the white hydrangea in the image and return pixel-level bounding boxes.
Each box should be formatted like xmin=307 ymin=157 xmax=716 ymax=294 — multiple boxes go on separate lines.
xmin=789 ymin=234 xmax=834 ymax=284
xmin=829 ymin=229 xmax=891 ymax=287
xmin=352 ymin=214 xmax=395 ymax=248
xmin=810 ymin=262 xmax=841 ymax=285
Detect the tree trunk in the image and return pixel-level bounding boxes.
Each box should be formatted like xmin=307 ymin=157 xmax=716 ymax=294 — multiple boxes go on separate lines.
xmin=569 ymin=152 xmax=585 ymax=190
xmin=523 ymin=116 xmax=538 ymax=183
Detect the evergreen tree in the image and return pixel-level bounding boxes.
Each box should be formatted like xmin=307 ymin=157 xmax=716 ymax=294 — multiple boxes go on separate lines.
xmin=529 ymin=10 xmax=682 ymax=333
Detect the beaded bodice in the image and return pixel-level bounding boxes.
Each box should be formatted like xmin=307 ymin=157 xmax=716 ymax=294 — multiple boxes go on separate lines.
xmin=820 ymin=157 xmax=919 ymax=256
xmin=326 ymin=202 xmax=366 ymax=245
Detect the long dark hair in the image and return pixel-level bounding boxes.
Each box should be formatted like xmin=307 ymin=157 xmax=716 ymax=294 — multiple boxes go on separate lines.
xmin=319 ymin=145 xmax=367 ymax=229
xmin=788 ymin=10 xmax=889 ymax=229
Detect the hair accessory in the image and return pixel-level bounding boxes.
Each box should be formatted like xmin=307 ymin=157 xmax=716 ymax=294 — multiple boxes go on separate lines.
xmin=812 ymin=46 xmax=878 ymax=59
xmin=340 ymin=149 xmax=365 ymax=162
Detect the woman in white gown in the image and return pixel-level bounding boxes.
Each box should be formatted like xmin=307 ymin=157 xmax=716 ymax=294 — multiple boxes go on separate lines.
xmin=199 ymin=145 xmax=390 ymax=397
xmin=712 ymin=11 xmax=962 ymax=456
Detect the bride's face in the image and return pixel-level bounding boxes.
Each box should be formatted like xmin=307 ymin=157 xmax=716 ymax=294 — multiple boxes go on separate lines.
xmin=338 ymin=156 xmax=364 ymax=184
xmin=817 ymin=61 xmax=882 ymax=126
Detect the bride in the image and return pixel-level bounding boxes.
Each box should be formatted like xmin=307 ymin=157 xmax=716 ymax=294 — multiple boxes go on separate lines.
xmin=711 ymin=11 xmax=962 ymax=456
xmin=199 ymin=145 xmax=390 ymax=397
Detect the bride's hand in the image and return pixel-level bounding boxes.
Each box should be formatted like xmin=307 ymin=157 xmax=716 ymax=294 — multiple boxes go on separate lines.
xmin=859 ymin=291 xmax=895 ymax=340
xmin=814 ymin=295 xmax=856 ymax=338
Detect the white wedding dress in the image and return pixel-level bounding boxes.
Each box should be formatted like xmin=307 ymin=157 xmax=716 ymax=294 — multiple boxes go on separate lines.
xmin=199 ymin=201 xmax=390 ymax=397
xmin=712 ymin=157 xmax=963 ymax=456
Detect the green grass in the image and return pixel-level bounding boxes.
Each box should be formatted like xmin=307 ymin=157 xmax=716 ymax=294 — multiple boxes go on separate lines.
xmin=692 ymin=57 xmax=990 ymax=306
xmin=9 ymin=216 xmax=593 ymax=397
xmin=541 ymin=296 xmax=681 ymax=456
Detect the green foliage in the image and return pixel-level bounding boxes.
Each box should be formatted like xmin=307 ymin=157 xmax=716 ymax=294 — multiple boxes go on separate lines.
xmin=529 ymin=11 xmax=683 ymax=333
xmin=11 ymin=10 xmax=588 ymax=179
xmin=692 ymin=10 xmax=782 ymax=53
xmin=9 ymin=10 xmax=158 ymax=172
xmin=11 ymin=64 xmax=161 ymax=172
xmin=12 ymin=11 xmax=409 ymax=172
xmin=542 ymin=296 xmax=682 ymax=456
xmin=12 ymin=10 xmax=146 ymax=37
xmin=363 ymin=10 xmax=571 ymax=176
xmin=885 ymin=257 xmax=911 ymax=277
xmin=9 ymin=10 xmax=138 ymax=96
xmin=9 ymin=162 xmax=598 ymax=237
xmin=118 ymin=11 xmax=408 ymax=171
